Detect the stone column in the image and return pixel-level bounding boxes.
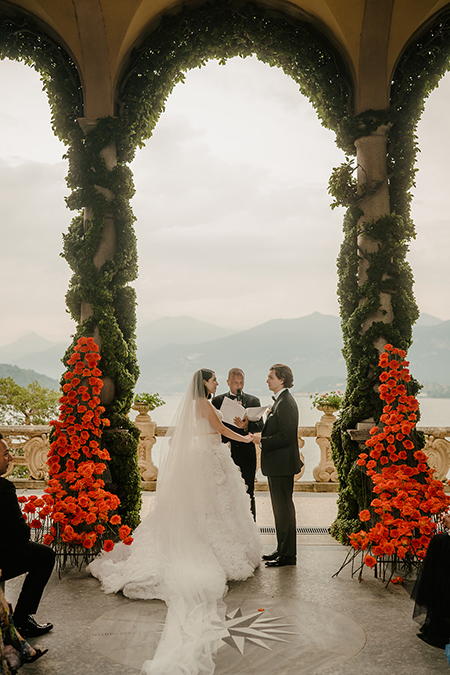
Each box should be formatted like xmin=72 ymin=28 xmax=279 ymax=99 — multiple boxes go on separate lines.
xmin=78 ymin=117 xmax=117 ymax=405
xmin=355 ymin=124 xmax=393 ymax=352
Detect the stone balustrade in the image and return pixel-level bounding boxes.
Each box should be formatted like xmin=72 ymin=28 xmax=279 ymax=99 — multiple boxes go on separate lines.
xmin=2 ymin=412 xmax=450 ymax=489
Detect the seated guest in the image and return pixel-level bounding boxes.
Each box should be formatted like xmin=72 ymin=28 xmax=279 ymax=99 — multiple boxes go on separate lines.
xmin=1 ymin=570 xmax=47 ymax=673
xmin=413 ymin=513 xmax=450 ymax=648
xmin=0 ymin=435 xmax=55 ymax=638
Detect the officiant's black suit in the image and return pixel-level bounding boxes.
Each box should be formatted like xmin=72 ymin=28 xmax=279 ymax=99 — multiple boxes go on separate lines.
xmin=260 ymin=389 xmax=302 ymax=558
xmin=212 ymin=391 xmax=263 ymax=518
xmin=0 ymin=477 xmax=55 ymax=620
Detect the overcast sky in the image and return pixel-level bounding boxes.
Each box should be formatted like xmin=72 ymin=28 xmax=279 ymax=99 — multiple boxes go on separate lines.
xmin=0 ymin=55 xmax=449 ymax=346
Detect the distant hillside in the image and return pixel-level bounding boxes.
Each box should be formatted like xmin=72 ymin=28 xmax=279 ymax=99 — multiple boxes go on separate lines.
xmin=0 ymin=332 xmax=67 ymax=380
xmin=137 ymin=316 xmax=237 ymax=355
xmin=0 ymin=363 xmax=59 ymax=389
xmin=4 ymin=313 xmax=450 ymax=397
xmin=409 ymin=320 xmax=450 ymax=385
xmin=300 ymin=375 xmax=347 ymax=393
xmin=137 ymin=313 xmax=346 ymax=394
xmin=415 ymin=313 xmax=444 ymax=327
xmin=0 ymin=332 xmax=61 ymax=361
xmin=420 ymin=382 xmax=450 ymax=398
xmin=14 ymin=345 xmax=66 ymax=380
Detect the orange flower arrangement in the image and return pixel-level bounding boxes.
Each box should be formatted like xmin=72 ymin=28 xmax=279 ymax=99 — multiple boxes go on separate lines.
xmin=349 ymin=344 xmax=450 ymax=572
xmin=19 ymin=337 xmax=133 ymax=562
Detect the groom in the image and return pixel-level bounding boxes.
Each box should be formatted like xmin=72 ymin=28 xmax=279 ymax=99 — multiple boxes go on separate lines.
xmin=251 ymin=364 xmax=302 ymax=567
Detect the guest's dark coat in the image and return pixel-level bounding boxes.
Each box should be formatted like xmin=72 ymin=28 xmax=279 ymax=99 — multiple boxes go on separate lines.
xmin=0 ymin=477 xmax=31 ymax=549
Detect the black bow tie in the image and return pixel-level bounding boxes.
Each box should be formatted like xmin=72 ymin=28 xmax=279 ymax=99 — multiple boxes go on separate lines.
xmin=229 ymin=394 xmax=237 ymax=400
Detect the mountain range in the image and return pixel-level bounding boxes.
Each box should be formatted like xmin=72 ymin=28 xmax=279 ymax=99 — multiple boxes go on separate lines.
xmin=1 ymin=312 xmax=449 ymax=395
xmin=0 ymin=363 xmax=59 ymax=389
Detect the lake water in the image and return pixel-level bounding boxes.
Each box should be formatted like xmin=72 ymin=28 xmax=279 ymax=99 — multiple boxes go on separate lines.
xmin=131 ymin=395 xmax=450 ymax=482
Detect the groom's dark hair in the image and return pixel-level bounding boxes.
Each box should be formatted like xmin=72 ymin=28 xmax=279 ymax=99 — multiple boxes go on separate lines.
xmin=270 ymin=364 xmax=294 ymax=388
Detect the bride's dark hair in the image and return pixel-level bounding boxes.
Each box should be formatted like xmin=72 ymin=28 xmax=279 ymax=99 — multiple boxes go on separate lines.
xmin=200 ymin=369 xmax=215 ymax=398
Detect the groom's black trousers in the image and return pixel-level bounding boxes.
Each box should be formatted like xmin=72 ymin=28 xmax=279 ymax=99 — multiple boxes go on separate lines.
xmin=0 ymin=541 xmax=56 ymax=618
xmin=267 ymin=475 xmax=296 ymax=557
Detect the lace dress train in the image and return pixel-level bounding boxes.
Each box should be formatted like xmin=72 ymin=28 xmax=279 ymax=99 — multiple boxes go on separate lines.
xmin=89 ymin=413 xmax=261 ymax=675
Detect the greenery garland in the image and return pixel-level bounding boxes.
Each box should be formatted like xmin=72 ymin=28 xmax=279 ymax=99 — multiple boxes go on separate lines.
xmin=0 ymin=2 xmax=352 ymax=531
xmin=116 ymin=1 xmax=352 ymax=156
xmin=330 ymin=9 xmax=450 ymax=542
xmin=4 ymin=1 xmax=449 ymax=541
xmin=0 ymin=11 xmax=142 ymax=529
xmin=61 ymin=117 xmax=141 ymax=529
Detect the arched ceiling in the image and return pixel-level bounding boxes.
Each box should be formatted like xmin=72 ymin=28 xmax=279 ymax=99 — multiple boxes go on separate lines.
xmin=2 ymin=0 xmax=450 ymax=117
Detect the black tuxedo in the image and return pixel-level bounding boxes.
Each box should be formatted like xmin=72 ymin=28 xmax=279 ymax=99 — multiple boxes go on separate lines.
xmin=0 ymin=477 xmax=55 ymax=619
xmin=260 ymin=389 xmax=302 ymax=557
xmin=212 ymin=391 xmax=263 ymax=519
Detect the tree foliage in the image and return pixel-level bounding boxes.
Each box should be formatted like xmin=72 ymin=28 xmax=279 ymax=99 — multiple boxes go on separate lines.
xmin=0 ymin=377 xmax=59 ymax=425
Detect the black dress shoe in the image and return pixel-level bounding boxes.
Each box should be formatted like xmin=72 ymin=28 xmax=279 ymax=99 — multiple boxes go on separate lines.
xmin=265 ymin=555 xmax=296 ymax=567
xmin=14 ymin=615 xmax=53 ymax=638
xmin=262 ymin=551 xmax=279 ymax=561
xmin=23 ymin=648 xmax=48 ymax=663
xmin=417 ymin=633 xmax=446 ymax=649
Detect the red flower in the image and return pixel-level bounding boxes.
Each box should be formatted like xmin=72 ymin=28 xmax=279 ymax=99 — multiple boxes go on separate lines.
xmin=41 ymin=337 xmax=120 ymax=556
xmin=364 ymin=554 xmax=377 ymax=569
xmin=103 ymin=540 xmax=114 ymax=552
xmin=359 ymin=510 xmax=371 ymax=522
xmin=119 ymin=525 xmax=132 ymax=540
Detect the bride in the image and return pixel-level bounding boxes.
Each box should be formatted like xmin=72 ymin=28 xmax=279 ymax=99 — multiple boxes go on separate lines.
xmin=89 ymin=369 xmax=262 ymax=674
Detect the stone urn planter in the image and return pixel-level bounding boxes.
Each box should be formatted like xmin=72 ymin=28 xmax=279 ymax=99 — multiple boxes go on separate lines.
xmin=313 ymin=405 xmax=339 ymax=483
xmin=132 ymin=402 xmax=158 ymax=481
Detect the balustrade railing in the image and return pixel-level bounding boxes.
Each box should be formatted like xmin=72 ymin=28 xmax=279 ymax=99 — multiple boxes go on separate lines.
xmin=2 ymin=411 xmax=450 ymax=489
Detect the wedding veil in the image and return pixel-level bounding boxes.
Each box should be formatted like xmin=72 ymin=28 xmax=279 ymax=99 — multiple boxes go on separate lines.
xmin=91 ymin=370 xmax=228 ymax=675
xmin=143 ymin=369 xmax=228 ymax=674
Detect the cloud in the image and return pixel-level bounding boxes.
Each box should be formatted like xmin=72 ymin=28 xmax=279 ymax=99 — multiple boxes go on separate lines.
xmin=0 ymin=159 xmax=74 ymax=344
xmin=1 ymin=54 xmax=450 ymax=349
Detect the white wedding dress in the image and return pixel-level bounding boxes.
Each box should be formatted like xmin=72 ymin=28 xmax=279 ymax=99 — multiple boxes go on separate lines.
xmin=89 ymin=371 xmax=261 ymax=675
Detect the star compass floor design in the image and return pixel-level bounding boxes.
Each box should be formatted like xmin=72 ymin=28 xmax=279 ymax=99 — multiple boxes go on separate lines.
xmin=89 ymin=590 xmax=365 ymax=674
xmin=213 ymin=591 xmax=365 ymax=674
xmin=219 ymin=606 xmax=298 ymax=654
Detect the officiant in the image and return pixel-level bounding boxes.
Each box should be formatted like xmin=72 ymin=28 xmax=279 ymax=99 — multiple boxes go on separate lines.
xmin=212 ymin=368 xmax=263 ymax=519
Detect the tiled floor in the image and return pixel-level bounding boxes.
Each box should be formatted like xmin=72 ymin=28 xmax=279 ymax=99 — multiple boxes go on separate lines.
xmin=6 ymin=492 xmax=450 ymax=674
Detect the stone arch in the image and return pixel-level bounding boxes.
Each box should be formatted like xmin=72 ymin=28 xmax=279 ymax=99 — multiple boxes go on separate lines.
xmin=114 ymin=2 xmax=355 ymax=155
xmin=0 ymin=3 xmax=82 ymax=142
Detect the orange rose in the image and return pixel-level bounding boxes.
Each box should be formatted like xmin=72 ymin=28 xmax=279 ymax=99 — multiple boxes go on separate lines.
xmin=364 ymin=554 xmax=377 ymax=569
xmin=119 ymin=525 xmax=132 ymax=539
xmin=103 ymin=540 xmax=114 ymax=552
